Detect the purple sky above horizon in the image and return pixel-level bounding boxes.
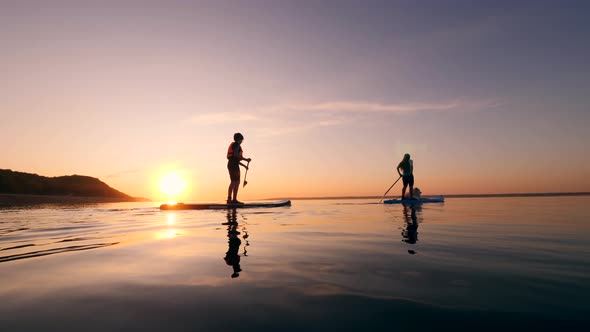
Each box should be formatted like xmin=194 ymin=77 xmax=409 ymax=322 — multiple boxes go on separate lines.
xmin=1 ymin=0 xmax=589 ymax=200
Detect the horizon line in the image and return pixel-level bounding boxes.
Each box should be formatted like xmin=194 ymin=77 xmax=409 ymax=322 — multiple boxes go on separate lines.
xmin=263 ymin=192 xmax=590 ymax=201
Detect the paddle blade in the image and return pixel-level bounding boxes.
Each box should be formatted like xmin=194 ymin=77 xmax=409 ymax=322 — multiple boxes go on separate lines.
xmin=243 ymin=180 xmax=248 ymax=188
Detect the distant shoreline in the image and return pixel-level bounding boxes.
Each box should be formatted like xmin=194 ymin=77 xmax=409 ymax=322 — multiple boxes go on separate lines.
xmin=267 ymin=192 xmax=590 ymax=201
xmin=0 ymin=193 xmax=150 ymax=207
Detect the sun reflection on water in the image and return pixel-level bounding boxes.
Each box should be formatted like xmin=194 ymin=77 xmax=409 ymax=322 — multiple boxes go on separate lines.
xmin=156 ymin=228 xmax=180 ymax=240
xmin=154 ymin=213 xmax=180 ymax=239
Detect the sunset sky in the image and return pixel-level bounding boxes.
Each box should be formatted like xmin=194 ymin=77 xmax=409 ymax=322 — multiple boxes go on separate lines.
xmin=1 ymin=1 xmax=589 ymax=202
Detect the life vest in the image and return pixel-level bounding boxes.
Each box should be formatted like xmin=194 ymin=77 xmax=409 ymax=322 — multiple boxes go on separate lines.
xmin=227 ymin=142 xmax=243 ymax=159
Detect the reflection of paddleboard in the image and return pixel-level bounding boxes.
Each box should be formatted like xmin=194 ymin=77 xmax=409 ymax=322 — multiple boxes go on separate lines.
xmin=383 ymin=196 xmax=444 ymax=204
xmin=160 ymin=200 xmax=291 ymax=210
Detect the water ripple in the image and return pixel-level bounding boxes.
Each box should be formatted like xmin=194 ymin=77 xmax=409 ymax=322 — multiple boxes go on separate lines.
xmin=0 ymin=242 xmax=119 ymax=263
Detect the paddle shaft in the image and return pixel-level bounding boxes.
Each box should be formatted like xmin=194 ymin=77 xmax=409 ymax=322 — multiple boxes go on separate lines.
xmin=378 ymin=176 xmax=402 ymax=203
xmin=243 ymin=160 xmax=250 ymax=187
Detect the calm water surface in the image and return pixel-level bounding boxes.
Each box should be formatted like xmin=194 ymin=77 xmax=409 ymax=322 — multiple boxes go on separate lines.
xmin=1 ymin=197 xmax=589 ymax=331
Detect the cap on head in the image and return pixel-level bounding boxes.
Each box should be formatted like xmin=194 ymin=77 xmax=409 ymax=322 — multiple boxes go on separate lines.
xmin=233 ymin=133 xmax=244 ymax=141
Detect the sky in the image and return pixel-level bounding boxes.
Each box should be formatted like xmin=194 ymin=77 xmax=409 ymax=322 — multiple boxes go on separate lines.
xmin=1 ymin=0 xmax=589 ymax=202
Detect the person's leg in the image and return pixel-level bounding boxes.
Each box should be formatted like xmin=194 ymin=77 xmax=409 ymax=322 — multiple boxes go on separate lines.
xmin=409 ymin=175 xmax=415 ymax=199
xmin=227 ymin=165 xmax=235 ymax=203
xmin=228 ymin=166 xmax=241 ymax=203
xmin=401 ymin=176 xmax=408 ymax=199
xmin=232 ymin=180 xmax=240 ymax=202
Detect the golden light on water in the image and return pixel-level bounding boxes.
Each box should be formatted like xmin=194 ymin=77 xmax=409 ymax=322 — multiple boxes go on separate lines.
xmin=167 ymin=213 xmax=175 ymax=225
xmin=156 ymin=228 xmax=180 ymax=240
xmin=155 ymin=213 xmax=180 ymax=240
xmin=159 ymin=173 xmax=186 ymax=198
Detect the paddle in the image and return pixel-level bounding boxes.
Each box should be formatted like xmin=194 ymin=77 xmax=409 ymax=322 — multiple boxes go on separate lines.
xmin=243 ymin=160 xmax=250 ymax=188
xmin=378 ymin=175 xmax=402 ymax=203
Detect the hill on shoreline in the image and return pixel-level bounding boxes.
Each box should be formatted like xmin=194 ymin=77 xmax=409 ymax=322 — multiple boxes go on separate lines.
xmin=0 ymin=169 xmax=149 ymax=204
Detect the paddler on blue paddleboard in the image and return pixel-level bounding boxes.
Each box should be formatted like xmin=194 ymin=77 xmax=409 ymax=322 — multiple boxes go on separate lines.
xmin=227 ymin=132 xmax=251 ymax=204
xmin=397 ymin=153 xmax=415 ymax=200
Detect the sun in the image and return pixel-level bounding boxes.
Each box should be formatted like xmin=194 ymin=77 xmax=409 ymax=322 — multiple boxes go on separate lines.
xmin=159 ymin=173 xmax=186 ymax=198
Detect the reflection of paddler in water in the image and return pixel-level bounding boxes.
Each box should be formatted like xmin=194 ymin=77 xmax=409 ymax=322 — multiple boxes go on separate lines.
xmin=223 ymin=208 xmax=242 ymax=278
xmin=401 ymin=204 xmax=420 ymax=254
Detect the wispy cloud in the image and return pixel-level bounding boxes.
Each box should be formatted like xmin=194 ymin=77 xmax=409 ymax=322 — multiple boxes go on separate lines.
xmin=260 ymin=100 xmax=499 ymax=114
xmin=254 ymin=99 xmax=501 ymax=137
xmin=189 ymin=112 xmax=258 ymax=125
xmin=263 ymin=101 xmax=457 ymax=113
xmin=255 ymin=118 xmax=349 ymax=137
xmin=104 ymin=169 xmax=141 ymax=179
xmin=187 ymin=100 xmax=501 ymax=138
